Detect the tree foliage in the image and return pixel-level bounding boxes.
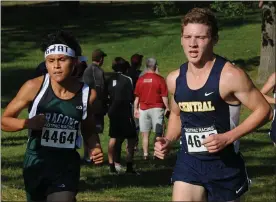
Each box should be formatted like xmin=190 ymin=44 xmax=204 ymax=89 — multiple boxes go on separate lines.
xmin=210 ymin=1 xmax=247 ymax=18
xmin=152 ymin=2 xmax=179 ymax=17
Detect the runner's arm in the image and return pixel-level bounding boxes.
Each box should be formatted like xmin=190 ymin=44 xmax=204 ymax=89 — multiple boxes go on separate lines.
xmin=164 ymin=70 xmax=181 ymax=142
xmin=161 ymin=77 xmax=169 ymax=109
xmin=81 ymin=89 xmax=102 ymax=149
xmin=223 ymin=67 xmax=273 ymax=143
xmin=260 ymin=72 xmax=276 ymax=104
xmin=1 ymin=78 xmax=42 ymax=132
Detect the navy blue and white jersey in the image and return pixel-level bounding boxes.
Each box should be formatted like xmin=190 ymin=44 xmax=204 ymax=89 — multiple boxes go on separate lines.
xmin=174 ymin=55 xmax=239 ymax=160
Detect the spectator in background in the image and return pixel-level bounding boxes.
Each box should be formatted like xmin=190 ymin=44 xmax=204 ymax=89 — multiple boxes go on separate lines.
xmin=127 ymin=53 xmax=143 ymax=88
xmin=134 ymin=58 xmax=169 ymax=160
xmin=126 ymin=54 xmax=144 ymax=151
xmin=107 ymin=57 xmax=139 ymax=175
xmin=82 ymin=49 xmax=108 ymax=163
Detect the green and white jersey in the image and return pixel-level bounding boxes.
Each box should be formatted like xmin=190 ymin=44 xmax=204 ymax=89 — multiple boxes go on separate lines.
xmin=27 ymin=74 xmax=90 ymax=153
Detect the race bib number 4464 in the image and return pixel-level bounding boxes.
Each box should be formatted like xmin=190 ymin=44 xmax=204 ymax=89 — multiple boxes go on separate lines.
xmin=184 ymin=126 xmax=217 ymax=153
xmin=41 ymin=127 xmax=77 ymax=149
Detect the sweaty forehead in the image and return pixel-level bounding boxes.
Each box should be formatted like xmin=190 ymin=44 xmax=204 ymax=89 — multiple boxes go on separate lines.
xmin=183 ymin=23 xmax=211 ymax=35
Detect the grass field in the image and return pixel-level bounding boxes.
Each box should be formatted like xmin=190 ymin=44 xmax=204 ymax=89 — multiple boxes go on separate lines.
xmin=1 ymin=1 xmax=276 ymax=201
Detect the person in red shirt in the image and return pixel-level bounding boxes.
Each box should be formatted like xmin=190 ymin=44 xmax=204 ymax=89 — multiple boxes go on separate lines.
xmin=134 ymin=58 xmax=169 ymax=160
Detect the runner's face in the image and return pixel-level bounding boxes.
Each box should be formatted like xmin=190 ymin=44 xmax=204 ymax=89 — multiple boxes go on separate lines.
xmin=45 ymin=54 xmax=76 ymax=83
xmin=181 ymin=23 xmax=215 ymax=65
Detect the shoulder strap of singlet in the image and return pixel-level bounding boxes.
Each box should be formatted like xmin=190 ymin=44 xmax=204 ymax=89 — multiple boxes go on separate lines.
xmin=179 ymin=62 xmax=188 ymax=77
xmin=205 ymin=55 xmax=228 ymax=88
xmin=82 ymin=83 xmax=90 ymax=120
xmin=29 ymin=74 xmax=50 ymax=118
xmin=211 ymin=55 xmax=227 ymax=75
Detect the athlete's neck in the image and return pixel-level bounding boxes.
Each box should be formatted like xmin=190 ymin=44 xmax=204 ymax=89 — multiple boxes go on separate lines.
xmin=51 ymin=78 xmax=81 ymax=99
xmin=188 ymin=54 xmax=216 ymax=76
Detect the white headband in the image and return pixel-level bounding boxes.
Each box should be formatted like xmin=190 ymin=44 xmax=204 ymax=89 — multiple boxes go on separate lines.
xmin=44 ymin=44 xmax=75 ymax=58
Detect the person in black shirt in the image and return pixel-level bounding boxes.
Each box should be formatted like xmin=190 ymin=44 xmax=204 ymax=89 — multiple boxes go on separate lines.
xmin=107 ymin=57 xmax=139 ymax=175
xmin=82 ymin=49 xmax=108 ymax=162
xmin=126 ymin=54 xmax=144 ymax=151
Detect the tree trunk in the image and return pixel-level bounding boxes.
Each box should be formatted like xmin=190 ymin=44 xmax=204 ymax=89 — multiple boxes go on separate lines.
xmin=257 ymin=1 xmax=276 ymax=84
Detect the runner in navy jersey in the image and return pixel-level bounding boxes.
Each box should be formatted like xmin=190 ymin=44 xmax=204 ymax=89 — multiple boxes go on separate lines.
xmin=154 ymin=8 xmax=272 ymax=202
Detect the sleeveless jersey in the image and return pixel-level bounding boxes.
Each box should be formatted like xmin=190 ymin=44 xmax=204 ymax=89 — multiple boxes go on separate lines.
xmin=27 ymin=74 xmax=89 ymax=154
xmin=174 ymin=55 xmax=237 ymax=160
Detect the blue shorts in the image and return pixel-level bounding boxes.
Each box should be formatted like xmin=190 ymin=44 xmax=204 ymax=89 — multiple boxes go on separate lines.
xmin=172 ymin=150 xmax=250 ymax=202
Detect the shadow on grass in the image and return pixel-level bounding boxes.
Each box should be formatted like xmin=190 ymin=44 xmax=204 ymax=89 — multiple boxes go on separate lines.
xmin=2 ymin=2 xmax=261 ymax=63
xmin=255 ymin=128 xmax=270 ymax=134
xmin=247 ymin=164 xmax=276 ymax=178
xmin=79 ymin=155 xmax=177 ymax=192
xmin=1 ymin=135 xmax=28 ymax=147
xmin=232 ymin=56 xmax=260 ymax=72
xmin=1 ymin=67 xmax=37 ymax=105
xmin=1 ymin=2 xmax=181 ymax=63
xmin=1 ymin=156 xmax=25 ymax=169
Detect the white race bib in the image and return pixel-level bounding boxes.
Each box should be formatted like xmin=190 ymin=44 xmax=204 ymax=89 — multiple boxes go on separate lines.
xmin=41 ymin=127 xmax=77 ymax=149
xmin=185 ymin=126 xmax=217 ymax=153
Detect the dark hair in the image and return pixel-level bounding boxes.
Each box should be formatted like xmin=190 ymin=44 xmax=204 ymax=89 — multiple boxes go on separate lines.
xmin=112 ymin=57 xmax=129 ymax=73
xmin=130 ymin=53 xmax=143 ymax=67
xmin=181 ymin=8 xmax=218 ymax=39
xmin=41 ymin=30 xmax=82 ymax=56
xmin=92 ymin=49 xmax=107 ymax=62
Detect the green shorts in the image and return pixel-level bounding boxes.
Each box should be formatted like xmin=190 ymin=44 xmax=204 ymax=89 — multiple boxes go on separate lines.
xmin=23 ymin=150 xmax=80 ymax=201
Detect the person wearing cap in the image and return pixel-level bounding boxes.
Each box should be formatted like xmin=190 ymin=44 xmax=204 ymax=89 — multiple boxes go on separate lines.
xmin=82 ymin=48 xmax=108 ymax=162
xmin=106 ymin=57 xmax=139 ymax=175
xmin=134 ymin=57 xmax=169 ymax=160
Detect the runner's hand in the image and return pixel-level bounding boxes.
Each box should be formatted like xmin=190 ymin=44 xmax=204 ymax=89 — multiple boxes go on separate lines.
xmin=26 ymin=114 xmax=46 ymax=130
xmin=90 ymin=146 xmax=104 ymax=164
xmin=154 ymin=137 xmax=171 ymax=159
xmin=202 ymin=133 xmax=230 ymax=153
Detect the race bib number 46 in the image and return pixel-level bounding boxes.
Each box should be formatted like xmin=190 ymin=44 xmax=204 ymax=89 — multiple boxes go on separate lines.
xmin=184 ymin=126 xmax=217 ymax=153
xmin=41 ymin=127 xmax=77 ymax=149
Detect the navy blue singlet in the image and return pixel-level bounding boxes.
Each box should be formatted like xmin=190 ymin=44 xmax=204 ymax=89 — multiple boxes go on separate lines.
xmin=174 ymin=55 xmax=236 ymax=160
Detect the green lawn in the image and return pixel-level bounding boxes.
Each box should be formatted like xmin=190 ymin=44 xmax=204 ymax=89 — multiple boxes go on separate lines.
xmin=1 ymin=2 xmax=276 ymax=201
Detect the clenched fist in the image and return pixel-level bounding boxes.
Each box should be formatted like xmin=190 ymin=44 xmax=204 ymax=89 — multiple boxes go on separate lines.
xmin=26 ymin=114 xmax=46 ymax=130
xmin=90 ymin=146 xmax=104 ymax=165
